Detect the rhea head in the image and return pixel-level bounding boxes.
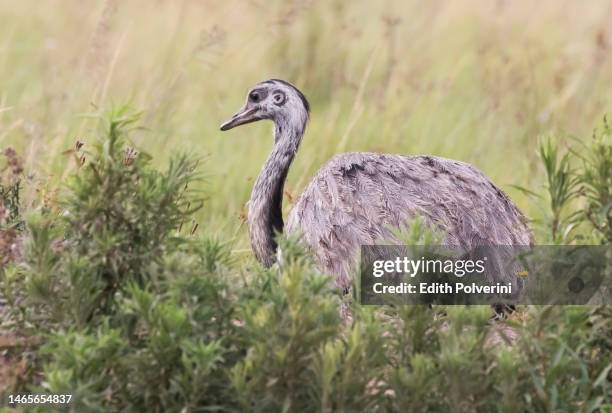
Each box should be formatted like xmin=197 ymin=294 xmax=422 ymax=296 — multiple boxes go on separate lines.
xmin=220 ymin=79 xmax=310 ymax=135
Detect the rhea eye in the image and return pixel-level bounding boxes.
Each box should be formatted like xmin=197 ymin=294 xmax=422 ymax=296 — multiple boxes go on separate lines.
xmin=249 ymin=91 xmax=260 ymax=102
xmin=272 ymin=92 xmax=286 ymax=106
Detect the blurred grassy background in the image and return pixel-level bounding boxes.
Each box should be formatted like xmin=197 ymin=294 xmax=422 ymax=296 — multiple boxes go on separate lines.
xmin=0 ymin=0 xmax=611 ymax=248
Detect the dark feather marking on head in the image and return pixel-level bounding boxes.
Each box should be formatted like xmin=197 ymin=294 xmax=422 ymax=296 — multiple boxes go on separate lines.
xmin=264 ymin=79 xmax=310 ymax=113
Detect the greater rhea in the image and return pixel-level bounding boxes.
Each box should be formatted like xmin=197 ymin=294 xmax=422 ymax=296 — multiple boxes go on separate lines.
xmin=220 ymin=79 xmax=533 ymax=293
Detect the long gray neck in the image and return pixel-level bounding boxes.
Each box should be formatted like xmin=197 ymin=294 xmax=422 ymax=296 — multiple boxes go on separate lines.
xmin=248 ymin=119 xmax=305 ymax=267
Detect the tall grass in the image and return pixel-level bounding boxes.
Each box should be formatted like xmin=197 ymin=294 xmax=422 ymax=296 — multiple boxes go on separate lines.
xmin=1 ymin=0 xmax=611 ymax=251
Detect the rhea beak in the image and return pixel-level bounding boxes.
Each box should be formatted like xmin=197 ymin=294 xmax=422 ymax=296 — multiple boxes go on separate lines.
xmin=220 ymin=106 xmax=261 ymax=131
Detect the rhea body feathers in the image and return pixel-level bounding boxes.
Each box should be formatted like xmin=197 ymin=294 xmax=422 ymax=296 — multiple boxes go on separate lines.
xmin=221 ymin=79 xmax=532 ymax=291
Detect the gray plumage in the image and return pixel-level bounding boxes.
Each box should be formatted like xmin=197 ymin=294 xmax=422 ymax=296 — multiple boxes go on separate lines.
xmin=221 ymin=79 xmax=533 ymax=292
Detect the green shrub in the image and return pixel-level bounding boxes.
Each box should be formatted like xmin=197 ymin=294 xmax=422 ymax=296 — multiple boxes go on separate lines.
xmin=513 ymin=137 xmax=581 ymax=244
xmin=1 ymin=109 xmax=610 ymax=412
xmin=573 ymin=117 xmax=612 ymax=243
xmin=514 ymin=117 xmax=612 ymax=245
xmin=0 ymin=148 xmax=24 ymax=269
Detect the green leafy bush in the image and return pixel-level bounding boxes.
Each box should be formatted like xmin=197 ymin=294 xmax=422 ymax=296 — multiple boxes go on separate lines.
xmin=513 ymin=137 xmax=580 ymax=244
xmin=1 ymin=110 xmax=610 ymax=412
xmin=514 ymin=117 xmax=612 ymax=245
xmin=574 ymin=117 xmax=612 ymax=243
xmin=0 ymin=148 xmax=24 ymax=268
